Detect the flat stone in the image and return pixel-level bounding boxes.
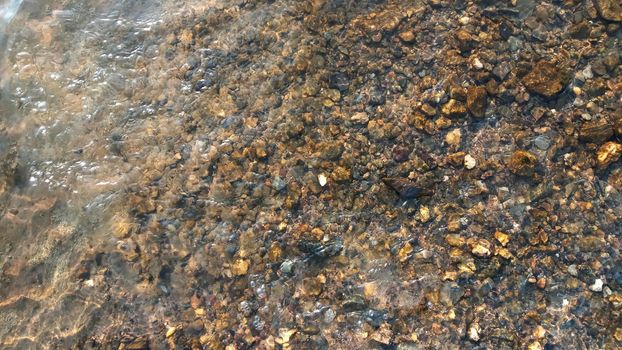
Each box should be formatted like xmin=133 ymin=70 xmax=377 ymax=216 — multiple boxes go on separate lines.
xmin=466 ymin=86 xmax=488 ymax=117
xmin=534 ymin=135 xmax=551 ymax=150
xmin=522 ymin=61 xmax=569 ymax=98
xmin=579 ymin=118 xmax=614 ymax=144
xmin=589 ymin=279 xmax=604 ymax=292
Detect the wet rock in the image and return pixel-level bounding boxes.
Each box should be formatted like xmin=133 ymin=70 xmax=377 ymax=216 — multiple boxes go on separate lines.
xmin=578 ymin=236 xmax=605 ymax=252
xmin=398 ymin=30 xmax=415 ymax=43
xmin=445 ymin=234 xmax=465 ymax=247
xmin=231 ymin=259 xmax=249 ymax=276
xmin=464 ymin=154 xmax=477 ymax=169
xmin=268 ymin=242 xmax=283 ymax=262
xmin=445 ymin=128 xmax=462 ymax=146
xmin=589 ymin=279 xmax=604 ymax=292
xmin=331 ymin=166 xmax=351 ymax=182
xmin=522 ymin=61 xmax=569 ymax=98
xmin=455 ymin=29 xmax=476 ymax=52
xmin=441 ymin=99 xmax=467 ymax=118
xmin=370 ymin=323 xmax=393 ymax=345
xmin=468 ymin=323 xmax=481 ymax=342
xmin=466 ymin=86 xmax=488 ymax=117
xmin=494 ymin=231 xmax=510 ymax=247
xmin=420 ymin=103 xmax=437 ymax=117
xmin=351 ymin=112 xmax=369 ymax=124
xmin=318 ymin=173 xmax=328 ymax=187
xmin=382 ymin=177 xmax=431 ymax=199
xmin=467 ymin=237 xmax=493 ymax=258
xmin=317 ymin=141 xmax=344 ymax=160
xmin=397 ymin=242 xmax=413 ymax=262
xmin=596 ymin=142 xmax=622 ymax=168
xmin=579 ymin=118 xmax=614 ymax=144
xmin=272 ymin=176 xmax=287 ymax=191
xmin=534 ymin=135 xmax=551 ymax=150
xmin=508 ymin=150 xmax=538 ymax=177
xmin=593 ymin=0 xmax=622 ymax=22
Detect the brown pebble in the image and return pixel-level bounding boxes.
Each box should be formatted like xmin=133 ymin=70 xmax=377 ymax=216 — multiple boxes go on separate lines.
xmin=579 ymin=118 xmax=614 ymax=144
xmin=508 ymin=150 xmax=538 ymax=177
xmin=596 ymin=142 xmax=622 ymax=168
xmin=466 ymin=86 xmax=488 ymax=118
xmin=522 ymin=61 xmax=569 ymax=98
xmin=398 ymin=30 xmax=416 ymax=43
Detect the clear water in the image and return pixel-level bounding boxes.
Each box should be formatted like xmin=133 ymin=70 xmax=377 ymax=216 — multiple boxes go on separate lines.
xmin=1 ymin=0 xmax=621 ymax=349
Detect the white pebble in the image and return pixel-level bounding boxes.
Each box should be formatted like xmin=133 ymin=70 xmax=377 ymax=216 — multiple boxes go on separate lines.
xmin=464 ymin=154 xmax=477 ymax=170
xmin=473 ymin=58 xmax=484 ymax=70
xmin=318 ymin=174 xmax=327 ymax=187
xmin=589 ymin=278 xmax=603 ymax=292
xmin=468 ymin=324 xmax=480 ymax=342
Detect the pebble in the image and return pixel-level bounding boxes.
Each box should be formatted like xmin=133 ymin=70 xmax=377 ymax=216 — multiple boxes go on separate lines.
xmin=589 ymin=279 xmax=604 ymax=292
xmin=231 ymin=259 xmax=250 ymax=276
xmin=382 ymin=177 xmax=430 ymax=199
xmin=467 ymin=237 xmax=493 ymax=258
xmin=522 ymin=61 xmax=568 ymax=98
xmin=596 ymin=142 xmax=622 ymax=168
xmin=166 ymin=326 xmax=177 ymax=338
xmin=534 ymin=135 xmax=551 ymax=150
xmin=466 ymin=86 xmax=488 ymax=118
xmin=492 ymin=61 xmax=512 ymax=81
xmin=528 ymin=341 xmax=543 ymax=350
xmin=419 ymin=205 xmax=431 ymax=222
xmin=580 ymin=118 xmax=614 ymax=144
xmin=536 ymin=277 xmax=547 ymax=289
xmin=508 ymin=150 xmax=538 ymax=177
xmin=441 ymin=99 xmax=467 ymax=118
xmin=272 ymin=176 xmax=287 ymax=191
xmin=398 ymin=31 xmax=416 ymax=43
xmin=464 ymin=154 xmax=476 ymax=169
xmin=472 ymin=57 xmax=484 ymax=70
xmin=318 ymin=174 xmax=328 ymax=187
xmin=445 ymin=128 xmax=462 ymax=146
xmin=494 ymin=231 xmax=510 ymax=247
xmin=468 ymin=323 xmax=481 ymax=342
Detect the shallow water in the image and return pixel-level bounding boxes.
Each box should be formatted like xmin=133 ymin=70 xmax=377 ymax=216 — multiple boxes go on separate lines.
xmin=1 ymin=0 xmax=621 ymax=349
